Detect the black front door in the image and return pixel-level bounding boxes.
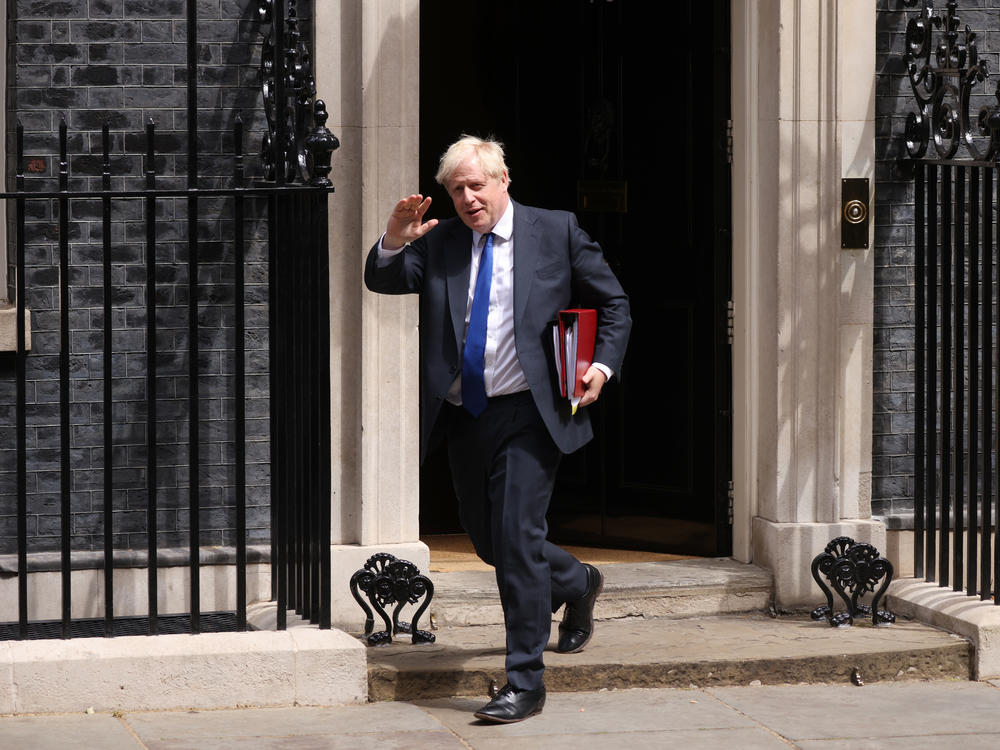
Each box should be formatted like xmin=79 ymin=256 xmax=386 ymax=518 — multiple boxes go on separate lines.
xmin=418 ymin=0 xmax=733 ymax=556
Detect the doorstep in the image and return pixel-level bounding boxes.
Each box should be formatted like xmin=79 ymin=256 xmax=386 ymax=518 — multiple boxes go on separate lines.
xmin=422 ymin=557 xmax=774 ymax=628
xmin=366 ymin=613 xmax=971 ymax=702
xmin=356 ymin=558 xmax=969 ymax=701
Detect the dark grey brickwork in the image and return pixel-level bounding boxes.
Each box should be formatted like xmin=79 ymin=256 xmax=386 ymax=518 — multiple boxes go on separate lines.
xmin=873 ymin=0 xmax=916 ymax=522
xmin=0 ymin=0 xmax=285 ymax=555
xmin=874 ymin=1 xmax=1000 ymax=521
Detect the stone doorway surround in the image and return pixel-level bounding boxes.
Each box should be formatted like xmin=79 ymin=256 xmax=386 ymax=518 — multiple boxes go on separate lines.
xmin=316 ymin=0 xmax=884 ymax=622
xmin=729 ymin=0 xmax=881 ymax=608
xmin=315 ymin=0 xmax=428 ymax=627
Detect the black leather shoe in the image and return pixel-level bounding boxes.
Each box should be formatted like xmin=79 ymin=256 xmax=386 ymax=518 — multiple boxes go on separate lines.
xmin=555 ymin=563 xmax=604 ymax=653
xmin=473 ymin=684 xmax=546 ymax=723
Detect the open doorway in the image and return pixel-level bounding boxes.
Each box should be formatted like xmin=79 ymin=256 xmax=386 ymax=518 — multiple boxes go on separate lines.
xmin=418 ymin=0 xmax=732 ymax=556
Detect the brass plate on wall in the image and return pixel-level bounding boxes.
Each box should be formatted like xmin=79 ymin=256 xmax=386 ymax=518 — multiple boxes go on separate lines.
xmin=841 ymin=177 xmax=869 ymax=249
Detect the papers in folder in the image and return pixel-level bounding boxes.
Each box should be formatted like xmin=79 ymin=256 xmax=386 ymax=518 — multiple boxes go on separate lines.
xmin=552 ymin=309 xmax=597 ymax=415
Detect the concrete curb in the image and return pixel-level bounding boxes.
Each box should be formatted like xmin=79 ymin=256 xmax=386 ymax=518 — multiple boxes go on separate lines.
xmin=1 ymin=628 xmax=367 ymax=714
xmin=888 ymin=577 xmax=1000 ymax=680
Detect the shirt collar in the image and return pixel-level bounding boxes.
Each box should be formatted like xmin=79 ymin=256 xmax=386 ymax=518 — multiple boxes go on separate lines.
xmin=473 ymin=199 xmax=514 ymax=247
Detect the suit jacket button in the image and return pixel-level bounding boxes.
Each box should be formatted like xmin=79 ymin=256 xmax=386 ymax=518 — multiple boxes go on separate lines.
xmin=449 ymin=366 xmax=457 ymax=374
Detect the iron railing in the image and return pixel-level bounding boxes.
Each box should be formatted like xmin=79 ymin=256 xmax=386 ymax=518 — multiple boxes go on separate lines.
xmin=2 ymin=0 xmax=334 ymax=638
xmin=911 ymin=160 xmax=1000 ymax=600
xmin=905 ymin=0 xmax=1000 ymax=601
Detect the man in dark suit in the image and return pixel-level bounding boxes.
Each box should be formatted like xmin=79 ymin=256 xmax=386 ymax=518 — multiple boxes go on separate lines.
xmin=364 ymin=135 xmax=631 ymax=723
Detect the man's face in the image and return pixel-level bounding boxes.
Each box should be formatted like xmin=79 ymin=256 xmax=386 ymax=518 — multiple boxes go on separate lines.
xmin=446 ymin=155 xmax=510 ymax=233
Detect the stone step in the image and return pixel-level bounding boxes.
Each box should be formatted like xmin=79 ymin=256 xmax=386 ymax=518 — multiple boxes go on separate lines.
xmin=424 ymin=558 xmax=775 ymax=628
xmin=360 ymin=558 xmax=969 ymax=702
xmin=366 ymin=613 xmax=972 ymax=702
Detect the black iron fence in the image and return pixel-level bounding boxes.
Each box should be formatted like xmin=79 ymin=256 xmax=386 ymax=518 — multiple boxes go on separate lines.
xmin=1 ymin=0 xmax=334 ymax=638
xmin=912 ymin=160 xmax=1000 ymax=601
xmin=904 ymin=0 xmax=1000 ymax=602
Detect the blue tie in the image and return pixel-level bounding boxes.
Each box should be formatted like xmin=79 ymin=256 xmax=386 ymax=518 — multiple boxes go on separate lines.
xmin=462 ymin=233 xmax=494 ymax=416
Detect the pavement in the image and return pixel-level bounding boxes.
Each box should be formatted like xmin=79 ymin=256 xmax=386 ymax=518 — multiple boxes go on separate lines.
xmin=5 ymin=681 xmax=1000 ymax=749
xmin=0 ymin=609 xmax=986 ymax=749
xmin=0 ymin=556 xmax=990 ymax=747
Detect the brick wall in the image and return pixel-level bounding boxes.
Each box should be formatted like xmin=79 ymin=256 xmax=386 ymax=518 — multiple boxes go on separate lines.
xmin=874 ymin=0 xmax=1000 ymax=522
xmin=0 ymin=0 xmax=284 ymax=554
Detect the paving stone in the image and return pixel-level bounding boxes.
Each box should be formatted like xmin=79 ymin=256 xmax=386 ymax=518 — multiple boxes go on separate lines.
xmin=470 ymin=727 xmax=792 ymax=750
xmin=140 ymin=728 xmax=466 ymax=750
xmin=0 ymin=714 xmax=140 ymax=750
xmin=417 ymin=688 xmax=755 ymax=737
xmin=124 ymin=703 xmax=440 ymax=742
xmin=796 ymin=736 xmax=1000 ymax=750
xmin=10 ymin=683 xmax=1000 ymax=749
xmin=707 ymin=682 xmax=1000 ymax=741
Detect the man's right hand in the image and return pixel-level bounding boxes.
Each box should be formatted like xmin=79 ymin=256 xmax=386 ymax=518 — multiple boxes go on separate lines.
xmin=384 ymin=194 xmax=439 ymax=251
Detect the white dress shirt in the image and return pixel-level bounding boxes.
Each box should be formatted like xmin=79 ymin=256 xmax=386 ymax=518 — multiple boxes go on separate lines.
xmin=446 ymin=200 xmax=526 ymax=403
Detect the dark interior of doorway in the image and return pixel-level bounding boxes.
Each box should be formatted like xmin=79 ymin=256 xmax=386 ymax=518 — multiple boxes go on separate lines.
xmin=417 ymin=0 xmax=732 ymax=556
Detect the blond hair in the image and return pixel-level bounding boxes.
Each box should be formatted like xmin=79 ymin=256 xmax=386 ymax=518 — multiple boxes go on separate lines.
xmin=435 ymin=135 xmax=510 ymax=186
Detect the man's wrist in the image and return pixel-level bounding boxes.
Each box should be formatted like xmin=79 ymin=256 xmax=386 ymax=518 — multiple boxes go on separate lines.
xmin=378 ymin=233 xmax=407 ymax=258
xmin=382 ymin=234 xmax=406 ymax=252
xmin=592 ymin=362 xmax=613 ymax=381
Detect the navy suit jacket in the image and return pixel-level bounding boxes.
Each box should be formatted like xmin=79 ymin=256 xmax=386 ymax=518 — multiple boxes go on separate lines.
xmin=364 ymin=200 xmax=631 ymax=463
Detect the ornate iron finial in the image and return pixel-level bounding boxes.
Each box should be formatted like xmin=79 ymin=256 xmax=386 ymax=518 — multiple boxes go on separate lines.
xmin=810 ymin=537 xmax=895 ymax=627
xmin=258 ymin=0 xmax=337 ymax=184
xmin=300 ymin=100 xmax=340 ymax=187
xmin=902 ymin=0 xmax=997 ymax=160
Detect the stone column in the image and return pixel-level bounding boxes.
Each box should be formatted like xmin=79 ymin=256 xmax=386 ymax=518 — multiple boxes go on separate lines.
xmin=314 ymin=0 xmax=428 ymax=628
xmin=732 ymin=0 xmax=883 ymax=608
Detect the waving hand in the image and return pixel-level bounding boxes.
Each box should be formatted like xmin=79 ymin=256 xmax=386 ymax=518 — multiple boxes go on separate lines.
xmin=384 ymin=194 xmax=438 ymax=250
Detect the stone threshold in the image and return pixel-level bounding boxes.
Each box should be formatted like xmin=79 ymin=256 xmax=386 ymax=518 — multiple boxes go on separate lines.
xmin=423 ymin=557 xmax=775 ymax=629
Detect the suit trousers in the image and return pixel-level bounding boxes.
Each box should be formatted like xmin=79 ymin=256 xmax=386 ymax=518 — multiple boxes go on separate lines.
xmin=445 ymin=391 xmax=589 ymax=691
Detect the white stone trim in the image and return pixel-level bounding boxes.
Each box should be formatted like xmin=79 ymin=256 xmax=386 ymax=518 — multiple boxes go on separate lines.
xmin=730 ymin=0 xmax=762 ymax=564
xmin=315 ymin=1 xmax=422 ymax=548
xmin=0 ymin=562 xmax=271 ymax=622
xmin=0 ymin=304 xmax=30 ymax=352
xmin=734 ymin=0 xmax=879 ymax=603
xmin=0 ymin=629 xmax=366 ymax=714
xmin=889 ymin=579 xmax=1000 ymax=680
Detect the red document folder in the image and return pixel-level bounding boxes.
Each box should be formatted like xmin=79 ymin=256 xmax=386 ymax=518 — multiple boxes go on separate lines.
xmin=552 ymin=309 xmax=597 ymax=413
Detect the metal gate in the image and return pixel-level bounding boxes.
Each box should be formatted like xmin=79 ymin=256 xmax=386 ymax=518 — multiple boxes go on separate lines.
xmin=1 ymin=0 xmax=334 ymax=638
xmin=904 ymin=0 xmax=1000 ymax=601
